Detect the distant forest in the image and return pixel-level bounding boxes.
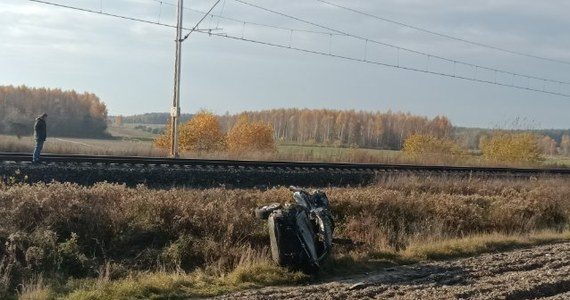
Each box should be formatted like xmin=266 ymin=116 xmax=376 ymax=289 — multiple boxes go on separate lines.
xmin=118 ymin=109 xmax=453 ymax=150
xmin=218 ymin=109 xmax=453 ymax=150
xmin=0 ymin=85 xmax=108 ymax=138
xmin=121 ymin=110 xmax=570 ymax=152
xmin=5 ymin=84 xmax=567 ymax=151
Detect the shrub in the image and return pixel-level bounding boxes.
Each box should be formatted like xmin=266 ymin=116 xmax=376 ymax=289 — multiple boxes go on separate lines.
xmin=402 ymin=134 xmax=465 ymax=161
xmin=227 ymin=115 xmax=276 ymax=153
xmin=154 ymin=111 xmax=226 ymax=152
xmin=179 ymin=110 xmax=226 ymax=152
xmin=480 ymin=132 xmax=542 ymax=164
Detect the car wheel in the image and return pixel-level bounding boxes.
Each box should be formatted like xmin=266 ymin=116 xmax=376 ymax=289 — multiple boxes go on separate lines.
xmin=268 ymin=206 xmax=304 ymax=268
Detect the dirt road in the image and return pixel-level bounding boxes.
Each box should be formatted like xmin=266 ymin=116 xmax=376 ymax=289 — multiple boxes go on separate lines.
xmin=216 ymin=242 xmax=570 ymax=299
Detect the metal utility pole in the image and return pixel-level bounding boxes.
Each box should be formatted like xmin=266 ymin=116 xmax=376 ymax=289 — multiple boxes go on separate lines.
xmin=170 ymin=0 xmax=184 ymax=158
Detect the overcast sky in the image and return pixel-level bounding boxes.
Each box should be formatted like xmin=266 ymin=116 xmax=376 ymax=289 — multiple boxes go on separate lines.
xmin=1 ymin=0 xmax=570 ymax=128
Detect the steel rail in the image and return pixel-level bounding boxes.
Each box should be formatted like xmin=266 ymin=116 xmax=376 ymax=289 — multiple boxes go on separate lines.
xmin=1 ymin=152 xmax=569 ymax=176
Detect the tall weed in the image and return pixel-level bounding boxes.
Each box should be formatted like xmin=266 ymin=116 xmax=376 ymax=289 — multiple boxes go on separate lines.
xmin=1 ymin=176 xmax=570 ymax=298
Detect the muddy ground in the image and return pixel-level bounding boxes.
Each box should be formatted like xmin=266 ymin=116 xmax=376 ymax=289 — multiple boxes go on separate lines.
xmin=216 ymin=242 xmax=570 ymax=299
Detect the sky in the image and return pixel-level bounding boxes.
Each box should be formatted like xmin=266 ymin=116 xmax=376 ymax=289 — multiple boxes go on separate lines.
xmin=1 ymin=0 xmax=570 ymax=129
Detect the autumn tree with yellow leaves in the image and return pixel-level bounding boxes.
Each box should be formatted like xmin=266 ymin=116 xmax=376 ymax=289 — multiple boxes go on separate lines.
xmin=179 ymin=110 xmax=226 ymax=151
xmin=480 ymin=132 xmax=542 ymax=164
xmin=227 ymin=115 xmax=276 ymax=153
xmin=402 ymin=134 xmax=465 ymax=159
xmin=154 ymin=111 xmax=225 ymax=152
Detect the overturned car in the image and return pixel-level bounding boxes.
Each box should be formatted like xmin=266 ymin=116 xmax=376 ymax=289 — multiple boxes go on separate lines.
xmin=255 ymin=186 xmax=334 ymax=274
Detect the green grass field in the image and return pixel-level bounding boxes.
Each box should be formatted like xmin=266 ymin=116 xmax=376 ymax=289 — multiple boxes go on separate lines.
xmin=277 ymin=144 xmax=400 ymax=161
xmin=106 ymin=123 xmax=163 ymax=141
xmin=542 ymin=155 xmax=570 ymax=167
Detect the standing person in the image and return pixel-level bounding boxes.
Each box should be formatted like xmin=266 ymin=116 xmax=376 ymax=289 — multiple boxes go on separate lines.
xmin=32 ymin=113 xmax=47 ymax=163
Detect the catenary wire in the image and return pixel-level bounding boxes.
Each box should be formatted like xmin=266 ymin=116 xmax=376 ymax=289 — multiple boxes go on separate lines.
xmin=180 ymin=0 xmax=223 ymax=41
xmin=232 ymin=0 xmax=570 ymax=86
xmin=26 ymin=0 xmax=570 ymax=97
xmin=214 ymin=0 xmax=225 ymax=29
xmin=316 ymin=0 xmax=570 ymax=66
xmin=206 ymin=31 xmax=570 ymax=98
xmin=28 ymin=0 xmax=182 ymax=30
xmin=148 ymin=0 xmax=345 ymax=36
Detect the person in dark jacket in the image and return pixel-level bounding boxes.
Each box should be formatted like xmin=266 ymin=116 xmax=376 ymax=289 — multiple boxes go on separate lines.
xmin=32 ymin=113 xmax=47 ymax=163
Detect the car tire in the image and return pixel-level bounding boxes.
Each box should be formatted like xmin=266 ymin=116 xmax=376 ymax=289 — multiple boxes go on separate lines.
xmin=268 ymin=206 xmax=304 ymax=268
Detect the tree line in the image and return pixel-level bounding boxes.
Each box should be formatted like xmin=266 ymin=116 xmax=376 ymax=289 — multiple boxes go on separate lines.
xmin=216 ymin=108 xmax=453 ymax=150
xmin=0 ymin=85 xmax=109 ymax=138
xmin=123 ymin=109 xmax=570 ymax=155
xmin=124 ymin=109 xmax=452 ymax=150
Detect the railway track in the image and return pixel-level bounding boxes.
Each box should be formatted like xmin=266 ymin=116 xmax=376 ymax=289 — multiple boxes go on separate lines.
xmin=1 ymin=152 xmax=569 ymax=188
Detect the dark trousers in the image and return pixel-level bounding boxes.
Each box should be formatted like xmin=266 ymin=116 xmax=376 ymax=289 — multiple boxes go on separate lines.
xmin=33 ymin=139 xmax=45 ymax=162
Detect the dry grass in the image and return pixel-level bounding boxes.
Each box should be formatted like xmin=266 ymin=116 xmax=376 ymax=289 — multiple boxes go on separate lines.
xmin=0 ymin=134 xmax=471 ymax=166
xmin=17 ymin=275 xmax=52 ymax=300
xmin=1 ymin=173 xmax=570 ymax=298
xmin=0 ymin=135 xmax=167 ymax=156
xmin=0 ymin=134 xmax=402 ymax=163
xmin=3 ymin=133 xmax=569 ymax=168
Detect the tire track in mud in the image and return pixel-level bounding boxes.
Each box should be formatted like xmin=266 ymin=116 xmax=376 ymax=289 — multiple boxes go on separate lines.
xmin=216 ymin=242 xmax=570 ymax=299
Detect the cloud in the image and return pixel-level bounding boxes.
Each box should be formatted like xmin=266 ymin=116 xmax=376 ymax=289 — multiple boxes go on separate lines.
xmin=2 ymin=0 xmax=570 ymax=127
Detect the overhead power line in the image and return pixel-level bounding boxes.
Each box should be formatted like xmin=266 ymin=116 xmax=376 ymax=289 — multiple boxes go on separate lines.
xmin=180 ymin=0 xmax=223 ymax=41
xmin=231 ymin=0 xmax=570 ymax=86
xmin=27 ymin=0 xmax=570 ymax=98
xmin=148 ymin=0 xmax=344 ymax=36
xmin=205 ymin=31 xmax=570 ymax=98
xmin=28 ymin=0 xmax=180 ymax=30
xmin=28 ymin=0 xmax=341 ymax=38
xmin=316 ymin=0 xmax=570 ymax=66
